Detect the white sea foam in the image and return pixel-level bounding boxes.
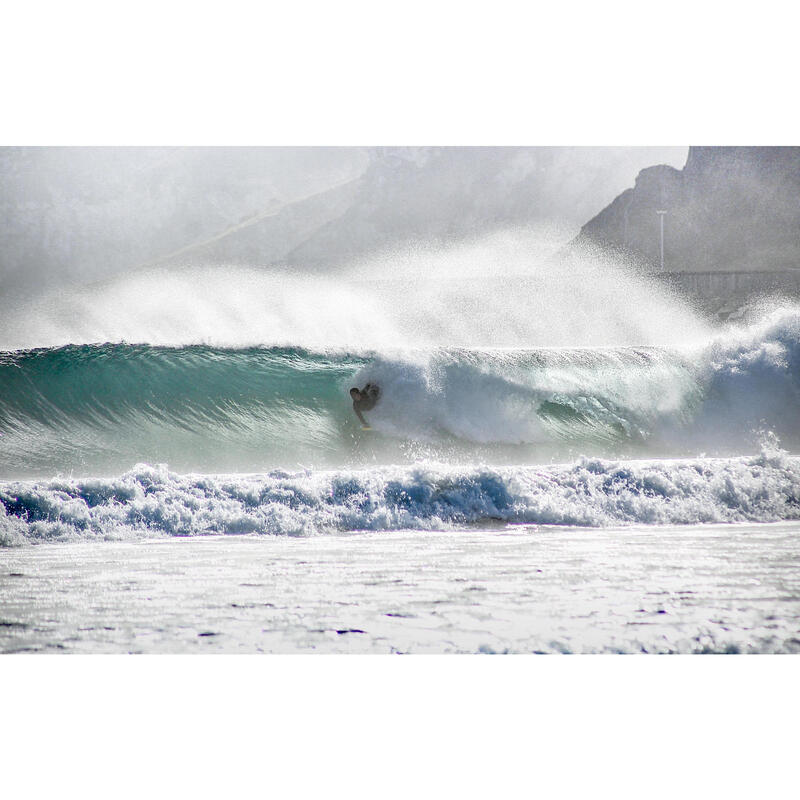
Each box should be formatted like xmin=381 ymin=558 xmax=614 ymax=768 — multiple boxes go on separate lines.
xmin=2 ymin=448 xmax=798 ymax=546
xmin=350 ymin=304 xmax=800 ymax=451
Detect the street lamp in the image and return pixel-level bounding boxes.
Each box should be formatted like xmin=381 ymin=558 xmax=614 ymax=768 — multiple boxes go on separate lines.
xmin=656 ymin=210 xmax=667 ymax=271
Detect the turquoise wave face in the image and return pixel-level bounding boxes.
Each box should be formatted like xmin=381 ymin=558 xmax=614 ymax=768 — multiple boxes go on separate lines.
xmin=0 ymin=344 xmax=369 ymax=477
xmin=2 ymin=306 xmax=799 ymax=478
xmin=0 ymin=342 xmax=692 ymax=477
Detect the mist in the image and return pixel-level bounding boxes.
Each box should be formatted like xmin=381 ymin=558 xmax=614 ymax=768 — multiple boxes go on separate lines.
xmin=0 ymin=231 xmax=710 ymax=352
xmin=0 ymin=146 xmax=688 ymax=305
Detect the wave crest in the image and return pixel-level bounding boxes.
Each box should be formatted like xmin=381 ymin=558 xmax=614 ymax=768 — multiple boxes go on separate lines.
xmin=2 ymin=306 xmax=800 ymax=476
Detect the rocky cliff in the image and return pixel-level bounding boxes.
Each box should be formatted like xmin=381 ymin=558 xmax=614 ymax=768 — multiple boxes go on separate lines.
xmin=134 ymin=147 xmax=691 ymax=271
xmin=573 ymin=146 xmax=800 ymax=273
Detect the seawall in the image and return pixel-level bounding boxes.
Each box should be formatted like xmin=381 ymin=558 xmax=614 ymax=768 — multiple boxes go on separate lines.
xmin=660 ymin=269 xmax=800 ymax=317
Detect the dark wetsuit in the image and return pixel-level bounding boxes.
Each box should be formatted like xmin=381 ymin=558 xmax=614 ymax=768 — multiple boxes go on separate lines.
xmin=352 ymin=383 xmax=380 ymax=426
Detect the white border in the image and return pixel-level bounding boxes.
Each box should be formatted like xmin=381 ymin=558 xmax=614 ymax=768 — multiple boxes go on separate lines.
xmin=2 ymin=1 xmax=797 ymax=144
xmin=2 ymin=655 xmax=797 ymax=797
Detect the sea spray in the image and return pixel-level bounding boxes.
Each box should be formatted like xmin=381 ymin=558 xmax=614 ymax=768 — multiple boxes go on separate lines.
xmin=0 ymin=234 xmax=711 ymax=352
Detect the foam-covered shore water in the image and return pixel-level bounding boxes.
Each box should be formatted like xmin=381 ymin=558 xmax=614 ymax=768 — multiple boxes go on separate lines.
xmin=2 ymin=448 xmax=798 ymax=546
xmin=3 ymin=523 xmax=800 ymax=654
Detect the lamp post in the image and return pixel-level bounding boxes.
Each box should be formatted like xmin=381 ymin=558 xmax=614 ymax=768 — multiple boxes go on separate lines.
xmin=656 ymin=210 xmax=667 ymax=271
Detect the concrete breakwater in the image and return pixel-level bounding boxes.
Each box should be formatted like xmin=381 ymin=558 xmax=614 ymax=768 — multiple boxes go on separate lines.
xmin=659 ymin=270 xmax=800 ymax=318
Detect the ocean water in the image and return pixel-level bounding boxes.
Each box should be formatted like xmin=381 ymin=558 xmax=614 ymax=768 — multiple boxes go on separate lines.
xmin=2 ymin=267 xmax=799 ymax=653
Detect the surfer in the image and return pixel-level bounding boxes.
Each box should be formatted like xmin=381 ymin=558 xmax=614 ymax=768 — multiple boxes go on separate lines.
xmin=350 ymin=383 xmax=380 ymax=428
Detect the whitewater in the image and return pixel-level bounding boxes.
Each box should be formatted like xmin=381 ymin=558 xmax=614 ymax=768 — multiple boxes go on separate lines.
xmin=2 ymin=241 xmax=799 ymax=653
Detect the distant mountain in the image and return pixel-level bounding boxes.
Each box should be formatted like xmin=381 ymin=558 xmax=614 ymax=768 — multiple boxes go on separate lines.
xmin=0 ymin=146 xmax=687 ymax=295
xmin=190 ymin=147 xmax=689 ymax=271
xmin=0 ymin=147 xmax=368 ymax=293
xmin=572 ymin=146 xmax=800 ymax=272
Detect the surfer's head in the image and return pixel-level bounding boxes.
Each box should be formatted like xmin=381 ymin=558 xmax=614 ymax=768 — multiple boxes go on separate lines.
xmin=349 ymin=387 xmax=361 ymax=400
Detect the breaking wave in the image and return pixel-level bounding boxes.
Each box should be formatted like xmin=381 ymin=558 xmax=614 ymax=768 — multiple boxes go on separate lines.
xmin=2 ymin=448 xmax=799 ymax=546
xmin=1 ymin=305 xmax=799 ymax=477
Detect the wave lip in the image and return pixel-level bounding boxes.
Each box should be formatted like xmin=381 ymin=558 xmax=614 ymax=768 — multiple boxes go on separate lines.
xmin=2 ymin=450 xmax=799 ymax=546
